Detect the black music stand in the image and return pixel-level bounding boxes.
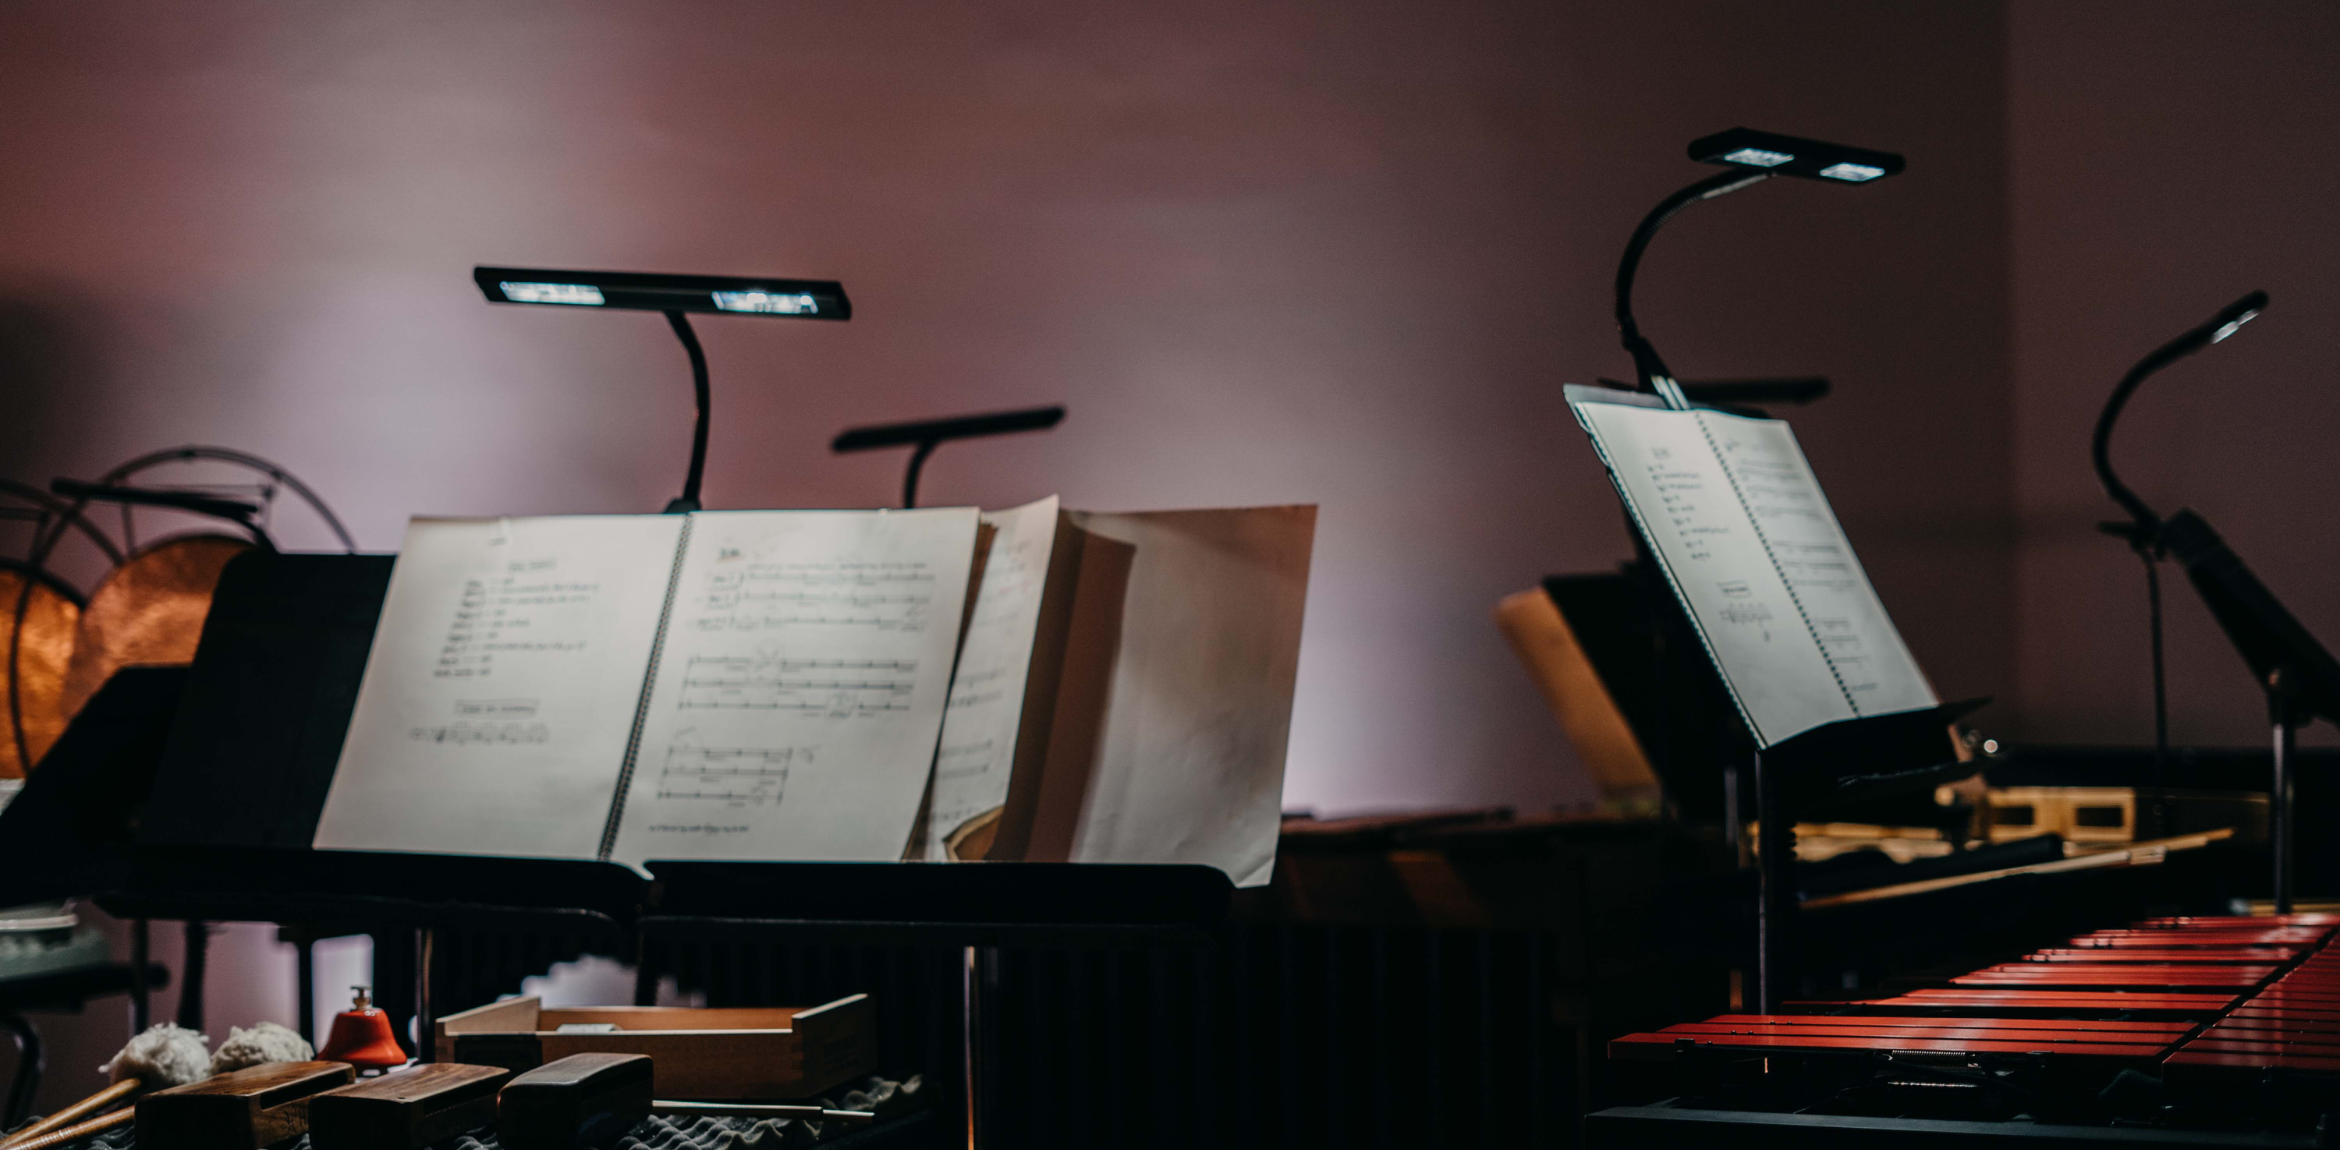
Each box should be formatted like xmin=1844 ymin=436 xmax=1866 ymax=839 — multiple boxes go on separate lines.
xmin=108 ymin=547 xmax=1230 ymax=1149
xmin=0 ymin=666 xmax=184 ymax=1041
xmin=1741 ymin=701 xmax=1985 ymax=1012
xmin=93 ymin=550 xmax=646 ymax=1049
xmin=1564 ymin=388 xmax=1983 ymax=1011
xmin=2155 ymin=509 xmax=2340 ymax=914
xmin=641 ymin=859 xmax=1229 ymax=1150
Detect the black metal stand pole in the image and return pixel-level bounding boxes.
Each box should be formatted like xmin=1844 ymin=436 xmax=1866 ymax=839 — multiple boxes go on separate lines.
xmin=176 ymin=921 xmax=210 ymax=1031
xmin=128 ymin=920 xmax=150 ymax=1032
xmin=2144 ymin=554 xmax=2171 ymax=837
xmin=960 ymin=944 xmax=982 ymax=1148
xmin=1753 ymin=749 xmax=1791 ymax=1013
xmin=415 ymin=927 xmax=436 ymax=1064
xmin=2270 ymin=685 xmax=2297 ymax=915
xmin=903 ymin=440 xmax=939 ymax=510
xmin=1722 ymin=763 xmax=1746 ymax=868
xmin=663 ymin=310 xmax=711 ymax=514
xmin=295 ymin=936 xmax=316 ymax=1047
xmin=1 ymin=1012 xmax=42 ymax=1128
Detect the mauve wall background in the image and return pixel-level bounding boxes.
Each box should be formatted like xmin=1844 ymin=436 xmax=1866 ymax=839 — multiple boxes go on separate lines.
xmin=12 ymin=0 xmax=2328 ymax=1113
xmin=2009 ymin=2 xmax=2340 ymax=748
xmin=0 ymin=0 xmax=2017 ymax=816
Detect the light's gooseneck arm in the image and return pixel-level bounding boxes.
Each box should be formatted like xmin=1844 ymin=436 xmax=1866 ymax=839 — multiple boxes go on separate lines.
xmin=1614 ymin=169 xmax=1774 ymax=410
xmin=2092 ymin=290 xmax=2268 ymax=541
xmin=664 ymin=310 xmax=712 ymax=514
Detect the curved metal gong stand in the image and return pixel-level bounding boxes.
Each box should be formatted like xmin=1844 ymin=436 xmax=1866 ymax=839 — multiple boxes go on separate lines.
xmin=98 ymin=445 xmax=359 ymax=554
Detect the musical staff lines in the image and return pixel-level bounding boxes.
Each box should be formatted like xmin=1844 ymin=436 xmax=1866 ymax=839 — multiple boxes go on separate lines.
xmin=693 ymin=560 xmax=936 ymax=632
xmin=652 ymin=730 xmax=811 ymax=805
xmin=675 ymin=650 xmax=917 ymax=716
xmin=406 ymin=720 xmax=550 ymax=745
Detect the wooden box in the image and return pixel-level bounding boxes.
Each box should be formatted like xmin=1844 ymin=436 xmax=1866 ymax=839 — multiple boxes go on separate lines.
xmin=433 ymin=995 xmax=874 ymax=1101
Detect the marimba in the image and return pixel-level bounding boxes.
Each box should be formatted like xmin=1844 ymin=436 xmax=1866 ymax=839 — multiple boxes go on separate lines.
xmin=1596 ymin=914 xmax=2340 ymax=1143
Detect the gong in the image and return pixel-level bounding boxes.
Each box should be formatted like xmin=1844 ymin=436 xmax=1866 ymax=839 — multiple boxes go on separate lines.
xmin=57 ymin=534 xmax=253 ymax=722
xmin=0 ymin=564 xmax=82 ymax=777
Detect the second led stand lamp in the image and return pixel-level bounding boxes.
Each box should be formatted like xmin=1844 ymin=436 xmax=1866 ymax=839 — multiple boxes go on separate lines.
xmin=831 ymin=406 xmax=1066 ymax=508
xmin=2093 ymin=289 xmax=2338 ymax=914
xmin=1603 ymin=128 xmax=1921 ymax=1012
xmin=474 ymin=267 xmax=851 ymax=514
xmin=1614 ymin=127 xmax=1903 ymax=410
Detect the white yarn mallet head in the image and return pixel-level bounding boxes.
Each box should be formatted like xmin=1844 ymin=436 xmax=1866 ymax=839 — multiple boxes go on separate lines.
xmin=99 ymin=1023 xmax=211 ymax=1089
xmin=209 ymin=1022 xmax=315 ymax=1074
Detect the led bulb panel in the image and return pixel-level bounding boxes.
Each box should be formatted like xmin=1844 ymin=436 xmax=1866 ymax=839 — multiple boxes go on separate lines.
xmin=1817 ymin=162 xmax=1886 ymax=182
xmin=712 ymin=290 xmax=821 ymax=315
xmin=499 ymin=282 xmax=605 ymax=306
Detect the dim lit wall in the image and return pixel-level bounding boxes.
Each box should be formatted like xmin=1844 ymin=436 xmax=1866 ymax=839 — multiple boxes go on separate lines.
xmin=2 ymin=0 xmax=2017 ymax=1107
xmin=2007 ymin=2 xmax=2340 ymax=748
xmin=0 ymin=0 xmax=2018 ymax=813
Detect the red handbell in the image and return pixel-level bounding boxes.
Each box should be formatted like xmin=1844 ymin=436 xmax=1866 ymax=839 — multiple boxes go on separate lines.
xmin=316 ymin=985 xmax=408 ymax=1071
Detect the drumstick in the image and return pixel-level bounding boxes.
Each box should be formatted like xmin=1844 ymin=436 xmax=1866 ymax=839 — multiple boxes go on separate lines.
xmin=3 ymin=1108 xmax=134 ymax=1150
xmin=0 ymin=1083 xmax=138 ymax=1148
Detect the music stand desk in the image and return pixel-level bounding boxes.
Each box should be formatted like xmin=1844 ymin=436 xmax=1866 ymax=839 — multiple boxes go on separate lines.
xmin=639 ymin=859 xmax=1231 ymax=948
xmin=640 ymin=858 xmax=1231 ymax=1150
xmin=95 ymin=849 xmax=642 ymax=935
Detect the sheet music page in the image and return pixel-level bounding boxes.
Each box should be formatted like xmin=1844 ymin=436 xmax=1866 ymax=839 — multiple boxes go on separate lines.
xmin=1572 ymin=401 xmax=1851 ymax=746
xmin=1057 ymin=506 xmax=1314 ymax=888
xmin=1696 ymin=411 xmax=1937 ymax=717
xmin=918 ymin=496 xmax=1060 ymax=860
xmin=609 ymin=507 xmax=980 ymax=867
xmin=314 ymin=515 xmax=684 ymax=859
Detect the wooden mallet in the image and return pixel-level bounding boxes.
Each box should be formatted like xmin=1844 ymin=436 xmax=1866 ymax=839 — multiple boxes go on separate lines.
xmin=0 ymin=1024 xmax=212 ymax=1150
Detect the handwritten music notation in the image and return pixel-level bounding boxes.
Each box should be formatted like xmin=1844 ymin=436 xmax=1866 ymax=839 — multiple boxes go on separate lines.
xmin=691 ymin=560 xmax=937 ymax=633
xmin=432 ymin=569 xmax=600 ymax=681
xmin=407 ymin=720 xmax=551 ymax=745
xmin=408 ymin=696 xmax=551 ymax=743
xmin=675 ymin=650 xmax=917 ymax=715
xmin=652 ymin=731 xmax=810 ymax=805
xmin=1647 ymin=446 xmax=1731 ymax=564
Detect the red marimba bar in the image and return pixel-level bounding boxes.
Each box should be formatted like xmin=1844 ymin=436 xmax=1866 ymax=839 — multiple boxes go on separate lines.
xmin=1606 ymin=914 xmax=2340 ymax=1082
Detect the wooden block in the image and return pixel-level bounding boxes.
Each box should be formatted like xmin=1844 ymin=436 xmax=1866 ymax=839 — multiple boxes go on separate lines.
xmin=137 ymin=1062 xmax=355 ymax=1150
xmin=496 ymin=1054 xmax=652 ymax=1150
xmin=310 ymin=1064 xmax=510 ymax=1150
xmin=441 ymin=995 xmax=876 ymax=1100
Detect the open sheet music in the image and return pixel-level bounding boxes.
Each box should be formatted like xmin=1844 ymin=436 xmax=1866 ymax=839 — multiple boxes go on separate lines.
xmin=1568 ymin=391 xmax=1935 ymax=747
xmin=311 ymin=500 xmax=1314 ymax=886
xmin=314 ymin=508 xmax=980 ymax=866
